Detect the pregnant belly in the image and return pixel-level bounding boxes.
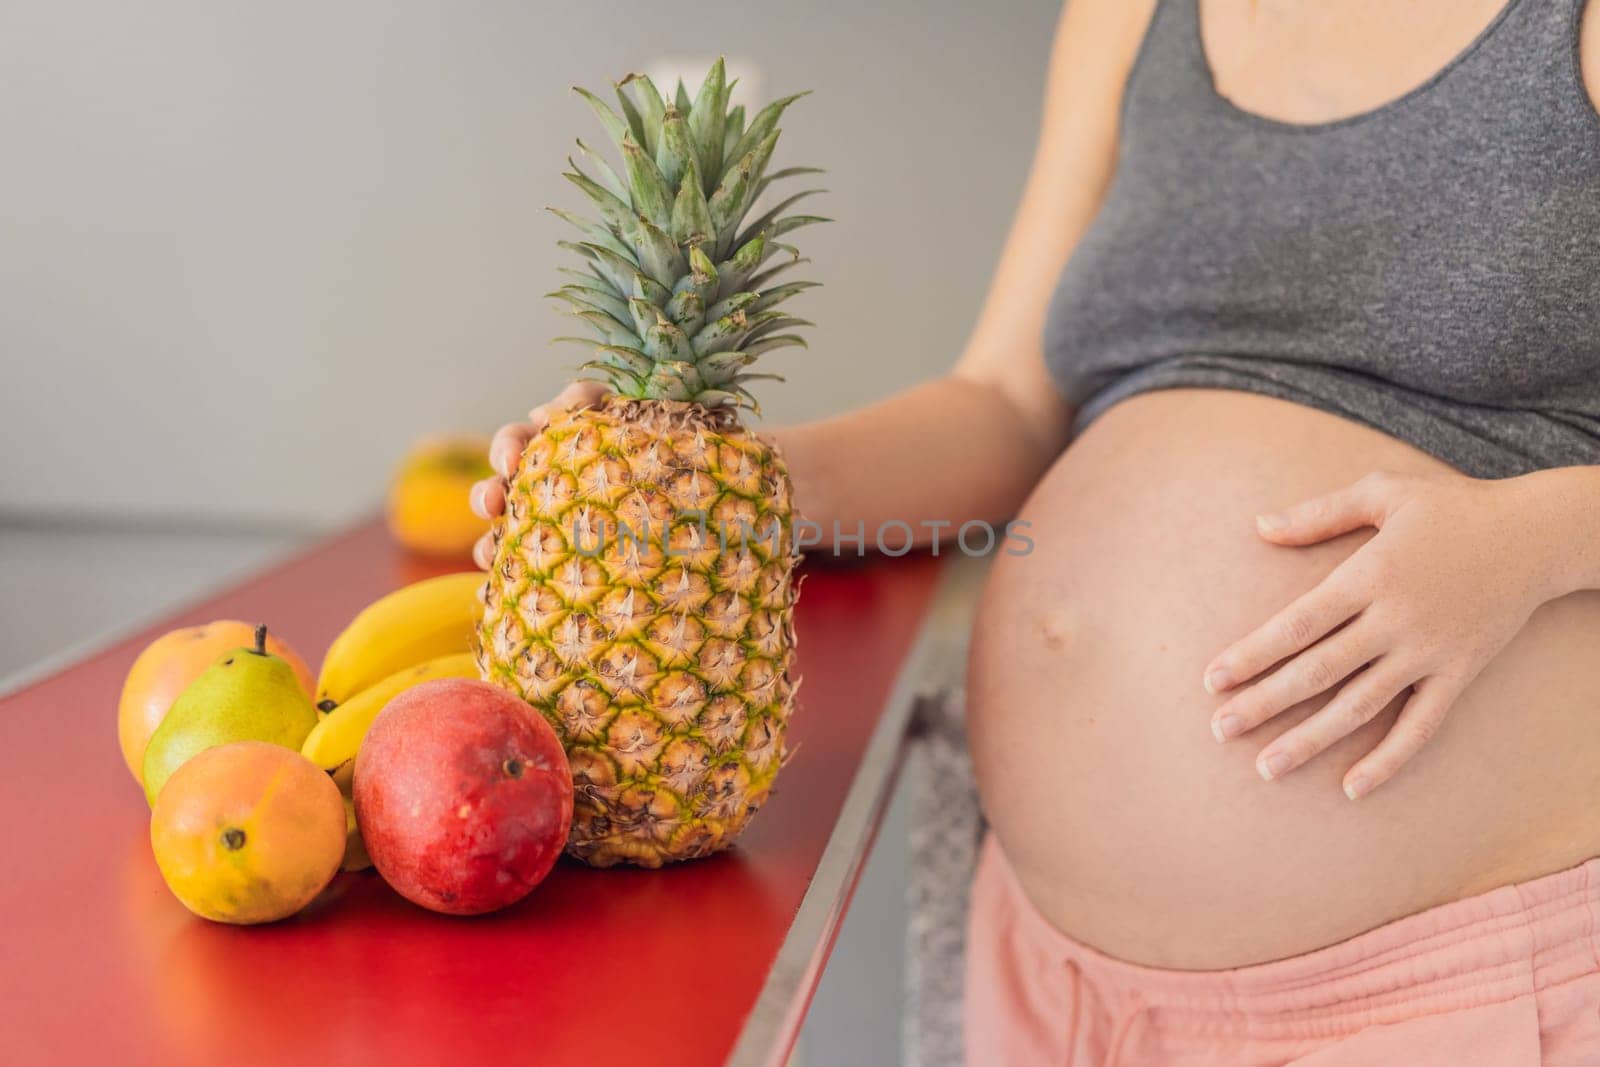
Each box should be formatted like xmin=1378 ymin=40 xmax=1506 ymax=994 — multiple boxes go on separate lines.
xmin=968 ymin=389 xmax=1600 ymax=970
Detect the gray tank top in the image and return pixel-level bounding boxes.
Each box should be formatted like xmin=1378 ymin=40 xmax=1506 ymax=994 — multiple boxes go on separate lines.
xmin=1045 ymin=0 xmax=1600 ymax=477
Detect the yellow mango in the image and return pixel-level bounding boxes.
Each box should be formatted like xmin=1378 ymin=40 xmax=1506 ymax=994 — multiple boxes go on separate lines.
xmin=385 ymin=435 xmax=493 ymax=557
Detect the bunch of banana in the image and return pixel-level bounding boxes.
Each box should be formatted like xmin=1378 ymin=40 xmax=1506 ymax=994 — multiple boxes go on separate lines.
xmin=309 ymin=572 xmax=484 ymax=870
xmin=315 ymin=570 xmax=485 ymax=709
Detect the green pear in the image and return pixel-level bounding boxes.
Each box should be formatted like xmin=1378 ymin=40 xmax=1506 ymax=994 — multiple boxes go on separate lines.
xmin=142 ymin=624 xmax=320 ymax=806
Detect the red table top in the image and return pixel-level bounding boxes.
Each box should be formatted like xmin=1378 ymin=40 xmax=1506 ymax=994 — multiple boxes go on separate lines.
xmin=0 ymin=521 xmax=942 ymax=1067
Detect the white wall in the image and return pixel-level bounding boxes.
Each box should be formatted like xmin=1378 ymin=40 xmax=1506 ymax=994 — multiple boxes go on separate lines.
xmin=0 ymin=0 xmax=1058 ymax=529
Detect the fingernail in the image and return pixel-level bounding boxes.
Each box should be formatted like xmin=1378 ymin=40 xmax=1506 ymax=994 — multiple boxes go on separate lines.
xmin=1203 ymin=667 xmax=1232 ymax=694
xmin=1256 ymin=513 xmax=1288 ymax=533
xmin=1344 ymin=776 xmax=1371 ymax=801
xmin=1258 ymin=751 xmax=1292 ymax=781
xmin=470 ymin=482 xmax=487 ymax=516
xmin=1212 ymin=714 xmax=1242 ymax=743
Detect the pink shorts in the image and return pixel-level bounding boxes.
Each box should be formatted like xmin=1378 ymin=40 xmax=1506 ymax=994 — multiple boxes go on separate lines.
xmin=965 ymin=834 xmax=1600 ymax=1065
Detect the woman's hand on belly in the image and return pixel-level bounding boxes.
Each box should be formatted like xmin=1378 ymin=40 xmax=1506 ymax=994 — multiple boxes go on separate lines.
xmin=1204 ymin=466 xmax=1600 ymax=800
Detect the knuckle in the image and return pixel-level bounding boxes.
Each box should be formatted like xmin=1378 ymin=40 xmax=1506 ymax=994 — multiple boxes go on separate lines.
xmin=560 ymin=381 xmax=602 ymax=407
xmin=1301 ymin=656 xmax=1339 ymax=691
xmin=1353 ymin=553 xmax=1393 ymax=590
xmin=1351 ymin=565 xmax=1387 ymax=602
xmin=1337 ymin=691 xmax=1382 ymax=730
xmin=1361 ymin=470 xmax=1399 ymax=492
xmin=1279 ymin=610 xmax=1317 ymax=647
xmin=1405 ymin=714 xmax=1441 ymax=747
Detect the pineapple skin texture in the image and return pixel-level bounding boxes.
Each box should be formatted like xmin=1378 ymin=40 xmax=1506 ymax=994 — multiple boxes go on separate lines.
xmin=477 ymin=396 xmax=799 ymax=868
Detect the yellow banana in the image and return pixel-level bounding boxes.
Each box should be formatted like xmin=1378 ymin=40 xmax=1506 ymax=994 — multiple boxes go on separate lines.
xmin=315 ymin=572 xmax=483 ymax=707
xmin=304 ymin=651 xmax=480 ymax=771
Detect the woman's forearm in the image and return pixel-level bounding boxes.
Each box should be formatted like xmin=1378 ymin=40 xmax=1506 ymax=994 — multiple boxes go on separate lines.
xmin=1514 ymin=465 xmax=1600 ymax=597
xmin=772 ymin=373 xmax=1071 ymax=548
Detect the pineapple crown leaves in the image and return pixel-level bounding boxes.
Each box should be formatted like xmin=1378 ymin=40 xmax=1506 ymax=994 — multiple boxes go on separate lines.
xmin=551 ymin=58 xmax=825 ymax=412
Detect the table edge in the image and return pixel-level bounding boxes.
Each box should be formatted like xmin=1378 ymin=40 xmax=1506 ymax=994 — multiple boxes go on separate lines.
xmin=727 ymin=555 xmax=980 ymax=1067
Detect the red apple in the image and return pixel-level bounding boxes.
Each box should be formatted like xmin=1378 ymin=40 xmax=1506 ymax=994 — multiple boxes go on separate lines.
xmin=354 ymin=678 xmax=573 ymax=915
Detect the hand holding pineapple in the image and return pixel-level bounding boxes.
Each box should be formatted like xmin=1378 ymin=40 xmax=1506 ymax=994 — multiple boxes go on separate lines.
xmin=470 ymin=380 xmax=611 ymax=569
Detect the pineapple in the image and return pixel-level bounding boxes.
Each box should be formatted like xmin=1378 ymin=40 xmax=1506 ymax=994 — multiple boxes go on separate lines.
xmin=477 ymin=60 xmax=823 ymax=868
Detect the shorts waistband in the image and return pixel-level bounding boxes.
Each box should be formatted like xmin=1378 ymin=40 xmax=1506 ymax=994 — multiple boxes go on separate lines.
xmin=987 ymin=838 xmax=1600 ymax=1032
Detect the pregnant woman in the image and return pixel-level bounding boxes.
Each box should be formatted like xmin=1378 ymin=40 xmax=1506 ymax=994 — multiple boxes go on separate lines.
xmin=477 ymin=0 xmax=1600 ymax=1061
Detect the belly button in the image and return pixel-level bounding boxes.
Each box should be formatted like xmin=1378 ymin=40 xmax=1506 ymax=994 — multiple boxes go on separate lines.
xmin=1039 ymin=608 xmax=1077 ymax=651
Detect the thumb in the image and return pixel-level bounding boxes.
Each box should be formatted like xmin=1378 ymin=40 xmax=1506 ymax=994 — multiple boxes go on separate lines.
xmin=1256 ymin=473 xmax=1398 ymax=545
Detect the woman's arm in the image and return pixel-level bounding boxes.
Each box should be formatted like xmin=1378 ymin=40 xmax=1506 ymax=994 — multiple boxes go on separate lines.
xmin=471 ymin=0 xmax=1159 ymax=560
xmin=1534 ymin=465 xmax=1600 ymax=592
xmin=776 ymin=0 xmax=1158 ymax=541
xmin=774 ymin=377 xmax=1061 ymax=548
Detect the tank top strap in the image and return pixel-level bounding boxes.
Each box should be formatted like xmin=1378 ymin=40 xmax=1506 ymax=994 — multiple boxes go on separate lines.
xmin=1504 ymin=0 xmax=1593 ymax=59
xmin=1432 ymin=0 xmax=1600 ymax=132
xmin=1117 ymin=0 xmax=1223 ymax=125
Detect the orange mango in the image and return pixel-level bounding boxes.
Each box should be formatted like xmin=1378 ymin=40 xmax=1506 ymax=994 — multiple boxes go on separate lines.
xmin=149 ymin=741 xmax=346 ymax=924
